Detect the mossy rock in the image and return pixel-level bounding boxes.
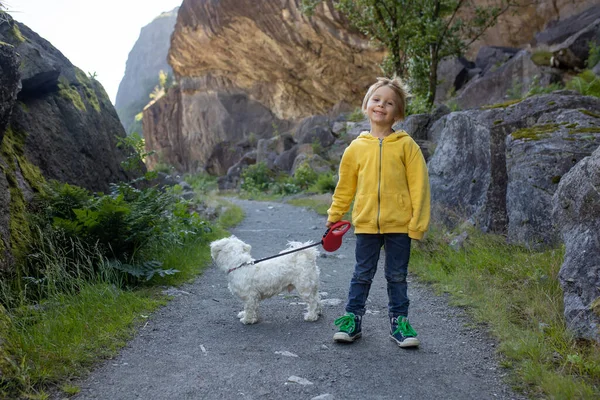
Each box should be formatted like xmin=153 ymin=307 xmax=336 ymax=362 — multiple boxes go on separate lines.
xmin=511 ymin=124 xmax=559 ymax=141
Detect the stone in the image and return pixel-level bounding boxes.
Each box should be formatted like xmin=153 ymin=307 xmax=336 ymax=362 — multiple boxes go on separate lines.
xmin=552 ymin=145 xmax=600 ymax=342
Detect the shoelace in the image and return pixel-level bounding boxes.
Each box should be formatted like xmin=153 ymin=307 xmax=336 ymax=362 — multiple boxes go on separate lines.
xmin=334 ymin=313 xmax=356 ymax=333
xmin=392 ymin=317 xmax=417 ymax=337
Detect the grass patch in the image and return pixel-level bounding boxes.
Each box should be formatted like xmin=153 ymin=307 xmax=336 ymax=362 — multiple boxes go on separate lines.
xmin=481 ymin=99 xmax=522 ymax=109
xmin=2 ymin=283 xmax=166 ymax=397
xmin=410 ymin=226 xmax=600 ymax=399
xmin=511 ymin=124 xmax=559 ymax=141
xmin=531 ymin=51 xmax=552 ymax=67
xmin=0 ymin=190 xmax=243 ymax=397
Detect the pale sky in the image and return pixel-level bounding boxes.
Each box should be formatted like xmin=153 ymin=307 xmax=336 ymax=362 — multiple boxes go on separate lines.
xmin=7 ymin=0 xmax=182 ymax=104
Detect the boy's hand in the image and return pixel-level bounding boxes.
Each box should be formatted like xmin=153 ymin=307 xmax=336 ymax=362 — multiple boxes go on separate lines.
xmin=326 ymin=221 xmax=333 ymax=228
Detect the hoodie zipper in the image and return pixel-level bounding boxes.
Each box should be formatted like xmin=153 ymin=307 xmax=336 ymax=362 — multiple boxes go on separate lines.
xmin=377 ymin=138 xmax=383 ymax=233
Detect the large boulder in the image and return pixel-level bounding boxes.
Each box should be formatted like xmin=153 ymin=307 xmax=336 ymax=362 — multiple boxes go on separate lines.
xmin=0 ymin=18 xmax=135 ymax=192
xmin=428 ymin=93 xmax=600 ymax=247
xmin=455 ymin=50 xmax=552 ymax=109
xmin=0 ymin=16 xmax=136 ymax=272
xmin=552 ymin=145 xmax=600 ymax=342
xmin=505 ymin=101 xmax=600 ymax=247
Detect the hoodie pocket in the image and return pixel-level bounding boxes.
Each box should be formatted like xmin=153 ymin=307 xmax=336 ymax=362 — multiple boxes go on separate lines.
xmin=352 ymin=194 xmax=377 ymax=227
xmin=381 ymin=193 xmax=411 ymax=226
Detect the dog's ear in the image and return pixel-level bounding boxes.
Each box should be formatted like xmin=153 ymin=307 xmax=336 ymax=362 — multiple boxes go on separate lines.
xmin=209 ymin=240 xmax=221 ymax=260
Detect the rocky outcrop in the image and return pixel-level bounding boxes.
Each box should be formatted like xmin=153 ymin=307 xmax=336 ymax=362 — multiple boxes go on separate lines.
xmin=427 ymin=93 xmax=600 ymax=247
xmin=115 ymin=8 xmax=179 ymax=135
xmin=168 ymin=0 xmax=384 ymax=121
xmin=0 ymin=15 xmax=136 ymax=271
xmin=468 ymin=0 xmax=599 ymax=56
xmin=0 ymin=43 xmax=19 ymax=141
xmin=143 ymin=81 xmax=291 ymax=174
xmin=552 ymin=146 xmax=600 ymax=342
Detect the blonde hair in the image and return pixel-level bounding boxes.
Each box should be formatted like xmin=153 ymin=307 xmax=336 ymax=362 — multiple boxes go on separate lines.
xmin=361 ymin=77 xmax=409 ymax=122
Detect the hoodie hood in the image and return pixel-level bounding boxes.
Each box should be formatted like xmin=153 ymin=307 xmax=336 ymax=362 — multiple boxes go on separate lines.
xmin=357 ymin=130 xmax=410 ymax=142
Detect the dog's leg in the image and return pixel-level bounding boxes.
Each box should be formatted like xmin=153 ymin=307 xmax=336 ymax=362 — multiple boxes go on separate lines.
xmin=298 ymin=287 xmax=321 ymax=322
xmin=240 ymin=296 xmax=259 ymax=324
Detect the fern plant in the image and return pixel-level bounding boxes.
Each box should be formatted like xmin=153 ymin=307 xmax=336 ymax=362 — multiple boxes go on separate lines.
xmin=566 ymin=70 xmax=600 ymax=98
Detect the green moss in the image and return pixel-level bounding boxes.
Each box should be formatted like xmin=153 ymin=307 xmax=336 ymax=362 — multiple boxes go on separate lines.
xmin=551 ymin=176 xmax=561 ymax=184
xmin=564 ymin=123 xmax=578 ymax=129
xmin=531 ymin=50 xmax=552 ymax=66
xmin=58 ymin=77 xmax=86 ymax=112
xmin=74 ymin=68 xmax=101 ymax=112
xmin=482 ymin=99 xmax=522 ymax=109
xmin=568 ymin=127 xmax=600 ymax=134
xmin=10 ymin=24 xmax=25 ymax=44
xmin=547 ymin=101 xmax=556 ymax=106
xmin=493 ymin=120 xmax=503 ymax=125
xmin=0 ymin=127 xmax=44 ymax=261
xmin=511 ymin=124 xmax=559 ymax=141
xmin=579 ymin=109 xmax=600 ymax=119
xmin=18 ymin=102 xmax=28 ymax=112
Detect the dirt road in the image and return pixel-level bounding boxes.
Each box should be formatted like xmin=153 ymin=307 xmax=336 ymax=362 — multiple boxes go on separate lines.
xmin=72 ymin=199 xmax=523 ymax=400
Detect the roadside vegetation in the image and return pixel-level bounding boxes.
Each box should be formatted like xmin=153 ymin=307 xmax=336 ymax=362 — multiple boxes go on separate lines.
xmin=297 ymin=196 xmax=600 ymax=400
xmin=0 ymin=139 xmax=243 ymax=399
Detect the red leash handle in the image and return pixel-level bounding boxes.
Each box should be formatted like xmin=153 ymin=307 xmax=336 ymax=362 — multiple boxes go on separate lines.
xmin=322 ymin=220 xmax=351 ymax=252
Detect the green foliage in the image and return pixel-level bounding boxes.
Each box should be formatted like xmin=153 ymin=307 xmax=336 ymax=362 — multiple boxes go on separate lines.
xmin=240 ymin=162 xmax=332 ymax=196
xmin=566 ymin=70 xmax=600 ymax=98
xmin=184 ymin=172 xmax=218 ymax=193
xmin=586 ymin=41 xmax=600 ymax=69
xmin=149 ymin=70 xmax=173 ymax=101
xmin=506 ymin=80 xmax=524 ymax=100
xmin=410 ymin=226 xmax=600 ymax=398
xmin=25 ymin=180 xmax=211 ymax=288
xmin=302 ymin=0 xmax=517 ymax=108
xmin=292 ymin=163 xmax=318 ymax=190
xmin=406 ymin=94 xmax=430 ymax=116
xmin=108 ymin=260 xmax=178 ymax=281
xmin=531 ymin=50 xmax=553 ymax=66
xmin=347 ymin=107 xmax=365 ymax=122
xmin=525 ymin=75 xmax=563 ymax=97
xmin=310 ymin=173 xmax=337 ymax=194
xmin=240 ymin=162 xmax=275 ymax=193
xmin=57 ymin=78 xmax=86 ymax=111
xmin=116 ymin=132 xmax=155 ymax=175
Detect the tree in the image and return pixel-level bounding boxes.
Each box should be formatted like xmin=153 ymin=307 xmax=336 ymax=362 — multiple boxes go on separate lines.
xmin=302 ymin=0 xmax=524 ymax=110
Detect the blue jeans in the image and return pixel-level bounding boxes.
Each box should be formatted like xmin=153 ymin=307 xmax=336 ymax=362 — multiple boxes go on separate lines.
xmin=345 ymin=233 xmax=411 ymax=318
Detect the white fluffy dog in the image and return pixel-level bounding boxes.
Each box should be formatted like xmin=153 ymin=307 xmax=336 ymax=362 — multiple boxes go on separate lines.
xmin=210 ymin=236 xmax=322 ymax=324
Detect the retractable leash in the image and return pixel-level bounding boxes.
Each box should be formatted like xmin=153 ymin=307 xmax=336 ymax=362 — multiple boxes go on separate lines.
xmin=227 ymin=220 xmax=351 ymax=274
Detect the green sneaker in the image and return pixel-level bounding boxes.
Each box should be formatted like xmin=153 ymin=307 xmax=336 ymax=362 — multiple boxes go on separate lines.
xmin=333 ymin=312 xmax=362 ymax=343
xmin=390 ymin=316 xmax=420 ymax=348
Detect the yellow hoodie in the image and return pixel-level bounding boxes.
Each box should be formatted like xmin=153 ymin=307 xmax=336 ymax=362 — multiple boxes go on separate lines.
xmin=327 ymin=131 xmax=430 ymax=240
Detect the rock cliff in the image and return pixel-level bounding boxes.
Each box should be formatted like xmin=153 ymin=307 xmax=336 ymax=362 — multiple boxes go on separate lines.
xmin=115 ymin=7 xmax=179 ymax=135
xmin=168 ymin=0 xmax=384 ymax=121
xmin=0 ymin=15 xmax=136 ymax=271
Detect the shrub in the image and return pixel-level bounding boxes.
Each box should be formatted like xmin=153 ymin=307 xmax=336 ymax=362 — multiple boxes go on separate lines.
xmin=311 ymin=173 xmax=337 ymax=194
xmin=24 ymin=180 xmax=211 ymax=289
xmin=586 ymin=41 xmax=600 ymax=69
xmin=292 ymin=163 xmax=318 ymax=190
xmin=526 ymin=75 xmax=563 ymax=97
xmin=566 ymin=70 xmax=600 ymax=98
xmin=347 ymin=107 xmax=365 ymax=122
xmin=240 ymin=162 xmax=274 ymax=193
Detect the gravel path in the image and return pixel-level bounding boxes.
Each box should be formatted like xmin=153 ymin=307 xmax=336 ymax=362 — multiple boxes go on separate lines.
xmin=71 ymin=199 xmax=524 ymax=400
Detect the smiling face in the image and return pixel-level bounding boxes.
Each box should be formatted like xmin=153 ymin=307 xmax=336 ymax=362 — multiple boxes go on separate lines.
xmin=364 ymin=86 xmax=402 ymax=128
